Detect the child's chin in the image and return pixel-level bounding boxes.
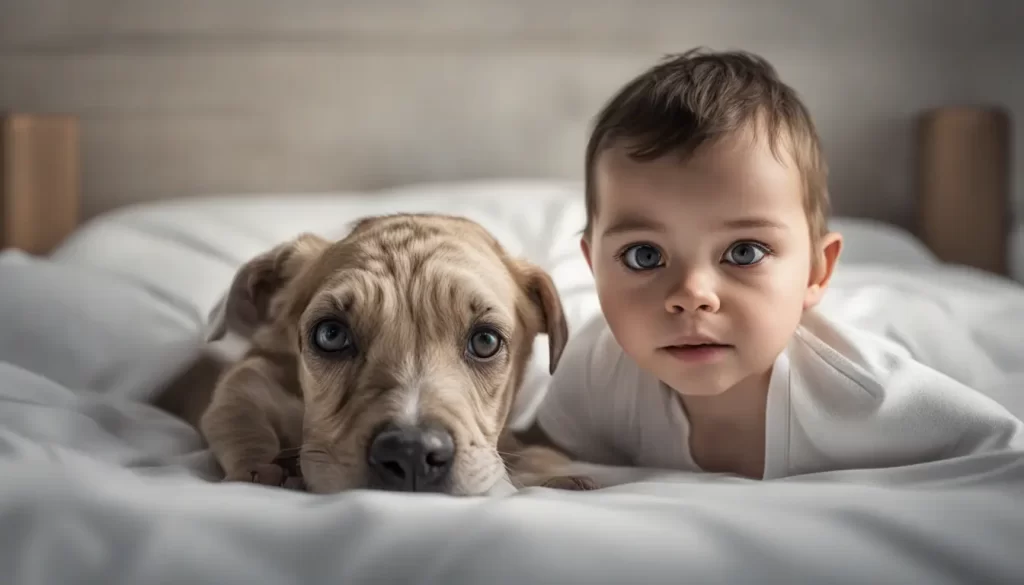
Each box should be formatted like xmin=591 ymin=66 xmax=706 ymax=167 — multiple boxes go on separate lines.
xmin=658 ymin=372 xmax=736 ymax=397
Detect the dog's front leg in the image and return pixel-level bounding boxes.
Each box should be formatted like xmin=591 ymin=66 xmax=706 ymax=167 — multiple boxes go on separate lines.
xmin=509 ymin=446 xmax=602 ymax=491
xmin=200 ymin=360 xmax=303 ymax=487
xmin=500 ymin=432 xmax=602 ymax=491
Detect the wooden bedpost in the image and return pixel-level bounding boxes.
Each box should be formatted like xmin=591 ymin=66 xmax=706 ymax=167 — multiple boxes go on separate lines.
xmin=0 ymin=112 xmax=81 ymax=255
xmin=915 ymin=105 xmax=1012 ymax=276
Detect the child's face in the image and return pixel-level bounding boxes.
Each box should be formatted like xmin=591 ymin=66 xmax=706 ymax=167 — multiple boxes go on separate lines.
xmin=583 ymin=131 xmax=840 ymax=397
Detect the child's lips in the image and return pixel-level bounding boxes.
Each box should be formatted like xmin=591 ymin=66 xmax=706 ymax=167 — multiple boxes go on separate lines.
xmin=660 ymin=342 xmax=733 ymax=363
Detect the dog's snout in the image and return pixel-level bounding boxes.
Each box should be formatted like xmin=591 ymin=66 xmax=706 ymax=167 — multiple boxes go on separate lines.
xmin=366 ymin=423 xmax=455 ymax=492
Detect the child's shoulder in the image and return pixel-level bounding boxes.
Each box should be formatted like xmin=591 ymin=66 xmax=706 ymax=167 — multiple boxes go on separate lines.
xmin=559 ymin=314 xmax=637 ymax=373
xmin=789 ymin=310 xmax=914 ymax=401
xmin=785 ymin=310 xmax=1024 ymax=459
xmin=787 ymin=309 xmax=988 ymax=400
xmin=562 ymin=312 xmax=620 ymax=360
xmin=788 ymin=309 xmax=980 ymax=409
xmin=550 ymin=313 xmax=661 ymax=396
xmin=533 ymin=313 xmax=665 ymax=466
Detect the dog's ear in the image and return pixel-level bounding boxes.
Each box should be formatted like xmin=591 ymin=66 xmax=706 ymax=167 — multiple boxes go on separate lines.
xmin=514 ymin=261 xmax=569 ymax=374
xmin=207 ymin=233 xmax=330 ymax=341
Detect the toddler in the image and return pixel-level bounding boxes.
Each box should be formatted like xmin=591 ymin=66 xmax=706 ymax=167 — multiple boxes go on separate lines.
xmin=529 ymin=49 xmax=1024 ymax=480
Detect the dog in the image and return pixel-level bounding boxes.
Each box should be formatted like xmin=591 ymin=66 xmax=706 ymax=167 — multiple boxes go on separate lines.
xmin=199 ymin=213 xmax=594 ymax=495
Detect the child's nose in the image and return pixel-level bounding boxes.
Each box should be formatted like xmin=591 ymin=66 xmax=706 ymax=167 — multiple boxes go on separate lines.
xmin=664 ymin=271 xmax=720 ymax=314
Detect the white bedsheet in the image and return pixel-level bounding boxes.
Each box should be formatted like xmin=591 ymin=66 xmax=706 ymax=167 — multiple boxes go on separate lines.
xmin=1 ymin=339 xmax=1023 ymax=584
xmin=2 ymin=264 xmax=1023 ymax=584
xmin=3 ymin=181 xmax=1024 ymax=584
xmin=1 ymin=402 xmax=1022 ymax=585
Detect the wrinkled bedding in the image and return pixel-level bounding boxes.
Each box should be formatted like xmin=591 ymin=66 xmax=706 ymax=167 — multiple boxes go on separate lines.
xmin=2 ymin=182 xmax=1023 ymax=584
xmin=1 ymin=349 xmax=1022 ymax=585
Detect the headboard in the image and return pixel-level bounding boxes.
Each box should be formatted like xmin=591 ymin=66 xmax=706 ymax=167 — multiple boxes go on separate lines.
xmin=1 ymin=0 xmax=1022 ymax=265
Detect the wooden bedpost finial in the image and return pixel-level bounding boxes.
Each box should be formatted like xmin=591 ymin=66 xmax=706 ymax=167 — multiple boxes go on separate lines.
xmin=0 ymin=113 xmax=81 ymax=255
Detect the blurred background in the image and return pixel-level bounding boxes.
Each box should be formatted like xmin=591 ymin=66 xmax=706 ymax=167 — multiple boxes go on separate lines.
xmin=1 ymin=0 xmax=1021 ymax=270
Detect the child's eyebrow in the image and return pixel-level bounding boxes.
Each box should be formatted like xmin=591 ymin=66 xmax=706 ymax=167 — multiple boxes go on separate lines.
xmin=602 ymin=215 xmax=787 ymax=237
xmin=601 ymin=215 xmax=667 ymax=237
xmin=719 ymin=217 xmax=788 ymax=231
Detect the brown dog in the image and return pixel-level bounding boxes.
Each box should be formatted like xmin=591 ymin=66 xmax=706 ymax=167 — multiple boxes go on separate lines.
xmin=199 ymin=213 xmax=590 ymax=495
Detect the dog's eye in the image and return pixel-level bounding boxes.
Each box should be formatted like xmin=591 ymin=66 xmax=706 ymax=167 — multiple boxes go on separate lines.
xmin=313 ymin=319 xmax=353 ymax=353
xmin=467 ymin=328 xmax=502 ymax=360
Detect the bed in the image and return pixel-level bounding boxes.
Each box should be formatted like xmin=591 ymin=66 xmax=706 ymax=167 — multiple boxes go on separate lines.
xmin=3 ymin=163 xmax=1024 ymax=584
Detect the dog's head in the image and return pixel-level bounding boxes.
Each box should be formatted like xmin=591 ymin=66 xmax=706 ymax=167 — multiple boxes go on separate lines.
xmin=208 ymin=214 xmax=567 ymax=496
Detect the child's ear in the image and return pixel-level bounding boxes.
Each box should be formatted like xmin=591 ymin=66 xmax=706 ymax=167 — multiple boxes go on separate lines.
xmin=804 ymin=231 xmax=843 ymax=309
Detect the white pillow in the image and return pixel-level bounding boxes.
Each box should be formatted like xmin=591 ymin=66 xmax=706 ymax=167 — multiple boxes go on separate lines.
xmin=37 ymin=179 xmax=942 ymax=416
xmin=51 ymin=180 xmax=587 ymax=323
xmin=0 ymin=250 xmax=204 ymax=402
xmin=828 ymin=217 xmax=939 ymax=268
xmin=52 ymin=181 xmax=938 ymax=328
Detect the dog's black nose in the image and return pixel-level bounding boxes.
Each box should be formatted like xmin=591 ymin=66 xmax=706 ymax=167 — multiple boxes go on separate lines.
xmin=366 ymin=423 xmax=455 ymax=492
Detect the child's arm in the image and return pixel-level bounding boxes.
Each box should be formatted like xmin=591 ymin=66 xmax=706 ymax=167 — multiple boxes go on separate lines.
xmin=518 ymin=316 xmax=630 ymax=467
xmin=929 ymin=381 xmax=1024 ymax=458
xmin=792 ymin=316 xmax=1024 ymax=472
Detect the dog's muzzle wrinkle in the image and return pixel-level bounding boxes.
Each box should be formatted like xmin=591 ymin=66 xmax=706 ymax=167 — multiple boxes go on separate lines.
xmin=366 ymin=422 xmax=455 ymax=492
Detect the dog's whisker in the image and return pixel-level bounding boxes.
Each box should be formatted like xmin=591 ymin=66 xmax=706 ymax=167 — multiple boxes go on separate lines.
xmin=508 ymin=474 xmax=527 ymax=490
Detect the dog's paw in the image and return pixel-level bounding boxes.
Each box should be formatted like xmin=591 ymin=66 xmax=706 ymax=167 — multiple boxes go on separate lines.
xmin=249 ymin=463 xmax=288 ymax=486
xmin=280 ymin=476 xmax=307 ymax=492
xmin=223 ymin=463 xmax=288 ymax=486
xmin=540 ymin=475 xmax=601 ymax=491
xmin=221 ymin=448 xmax=306 ymax=490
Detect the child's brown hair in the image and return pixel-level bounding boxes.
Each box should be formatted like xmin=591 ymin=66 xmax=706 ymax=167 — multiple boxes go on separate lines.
xmin=583 ymin=48 xmax=830 ymax=242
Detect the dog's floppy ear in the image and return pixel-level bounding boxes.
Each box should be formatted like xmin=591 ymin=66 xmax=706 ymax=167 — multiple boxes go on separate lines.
xmin=207 ymin=233 xmax=329 ymax=341
xmin=514 ymin=261 xmax=569 ymax=374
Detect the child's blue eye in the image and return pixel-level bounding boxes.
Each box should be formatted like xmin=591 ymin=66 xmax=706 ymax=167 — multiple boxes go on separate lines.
xmin=723 ymin=242 xmax=769 ymax=266
xmin=621 ymin=244 xmax=664 ymax=271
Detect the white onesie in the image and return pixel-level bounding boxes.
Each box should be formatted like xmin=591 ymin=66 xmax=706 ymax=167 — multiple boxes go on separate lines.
xmin=534 ymin=310 xmax=1024 ymax=479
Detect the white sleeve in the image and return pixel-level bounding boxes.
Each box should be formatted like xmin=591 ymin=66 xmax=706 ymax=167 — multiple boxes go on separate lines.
xmin=908 ymin=368 xmax=1024 ymax=458
xmin=790 ymin=312 xmax=1024 ymax=473
xmin=533 ymin=316 xmax=629 ymax=466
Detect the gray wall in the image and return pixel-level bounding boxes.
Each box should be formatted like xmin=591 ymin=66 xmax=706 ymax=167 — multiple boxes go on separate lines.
xmin=1 ymin=0 xmax=1021 ymax=228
